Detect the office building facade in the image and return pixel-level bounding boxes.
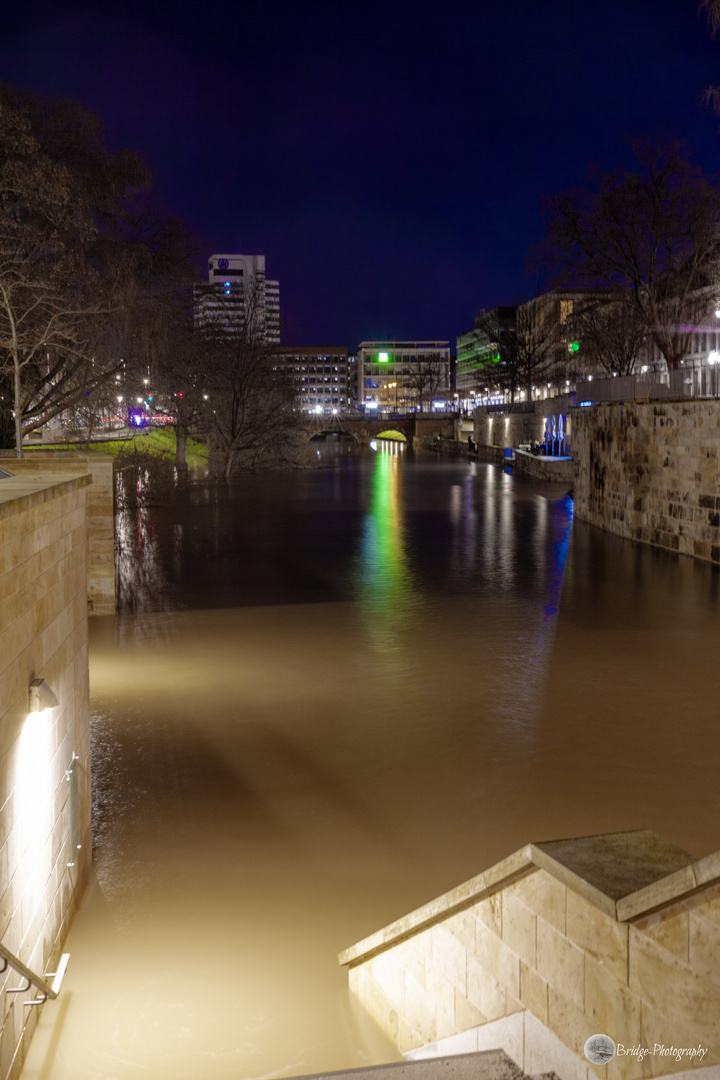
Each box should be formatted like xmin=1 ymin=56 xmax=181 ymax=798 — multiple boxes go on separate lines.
xmin=271 ymin=347 xmax=350 ymax=413
xmin=357 ymin=341 xmax=450 ymax=412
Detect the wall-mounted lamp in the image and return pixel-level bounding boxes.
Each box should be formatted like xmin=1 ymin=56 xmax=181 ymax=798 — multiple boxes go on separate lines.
xmin=28 ymin=679 xmax=59 ymax=714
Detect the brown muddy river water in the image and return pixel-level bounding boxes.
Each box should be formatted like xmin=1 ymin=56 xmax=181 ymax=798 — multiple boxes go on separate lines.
xmin=22 ymin=444 xmax=720 ymax=1080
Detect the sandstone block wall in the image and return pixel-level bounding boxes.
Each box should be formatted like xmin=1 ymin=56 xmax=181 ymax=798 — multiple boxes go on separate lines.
xmin=513 ymin=451 xmax=574 ymax=484
xmin=571 ymin=402 xmax=720 ymax=564
xmin=0 ymin=454 xmax=115 ymax=614
xmin=0 ymin=472 xmax=93 ymax=1080
xmin=341 ymin=837 xmax=720 ymax=1080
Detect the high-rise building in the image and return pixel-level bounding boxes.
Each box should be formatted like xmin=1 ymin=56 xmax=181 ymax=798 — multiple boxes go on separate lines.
xmin=202 ymin=253 xmax=281 ymax=344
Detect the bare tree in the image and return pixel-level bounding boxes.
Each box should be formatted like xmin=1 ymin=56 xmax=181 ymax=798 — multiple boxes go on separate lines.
xmin=151 ymin=295 xmax=211 ymax=469
xmin=403 ymin=353 xmax=448 ymax=411
xmin=474 ymin=303 xmax=558 ymax=400
xmin=701 ymin=0 xmax=720 ymax=113
xmin=513 ymin=301 xmax=563 ymax=397
xmin=568 ymin=293 xmax=647 ymax=376
xmin=198 ymin=284 xmax=300 ymax=477
xmin=539 ymin=141 xmax=720 ymax=371
xmin=0 ymin=86 xmax=199 ymax=456
xmin=0 ymin=94 xmax=101 ymax=454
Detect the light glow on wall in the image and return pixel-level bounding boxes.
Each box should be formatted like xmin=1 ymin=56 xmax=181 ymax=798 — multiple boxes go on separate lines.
xmin=18 ymin=708 xmax=53 ymax=863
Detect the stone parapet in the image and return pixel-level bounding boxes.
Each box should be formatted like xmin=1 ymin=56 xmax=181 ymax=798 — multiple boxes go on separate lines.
xmin=513 ymin=451 xmax=574 ymax=484
xmin=0 ymin=471 xmax=93 ymax=1080
xmin=340 ymin=831 xmax=720 ymax=1080
xmin=0 ymin=453 xmax=115 ymax=614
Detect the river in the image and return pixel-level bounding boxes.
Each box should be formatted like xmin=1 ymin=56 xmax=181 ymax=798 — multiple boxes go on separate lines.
xmin=21 ymin=443 xmax=720 ymax=1080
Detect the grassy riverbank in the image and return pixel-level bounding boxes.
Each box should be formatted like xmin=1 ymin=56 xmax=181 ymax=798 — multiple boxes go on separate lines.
xmin=29 ymin=428 xmax=210 ymax=468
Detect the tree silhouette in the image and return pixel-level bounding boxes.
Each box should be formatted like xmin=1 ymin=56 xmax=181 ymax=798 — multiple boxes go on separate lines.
xmin=539 ymin=142 xmax=720 ymax=370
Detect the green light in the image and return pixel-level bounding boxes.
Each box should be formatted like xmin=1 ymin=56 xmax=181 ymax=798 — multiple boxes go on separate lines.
xmin=357 ymin=451 xmax=418 ymax=650
xmin=570 ymin=341 xmax=579 ymax=353
xmin=378 ymin=352 xmax=389 ymax=363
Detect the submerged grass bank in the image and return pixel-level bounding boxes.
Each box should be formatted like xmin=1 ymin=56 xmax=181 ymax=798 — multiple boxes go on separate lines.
xmin=26 ymin=428 xmax=210 ymax=468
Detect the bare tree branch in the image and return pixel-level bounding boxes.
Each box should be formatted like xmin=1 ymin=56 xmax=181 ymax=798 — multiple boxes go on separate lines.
xmin=537 ymin=142 xmax=720 ymax=370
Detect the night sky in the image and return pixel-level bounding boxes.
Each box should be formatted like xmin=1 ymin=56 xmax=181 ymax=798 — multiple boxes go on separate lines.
xmin=2 ymin=0 xmax=720 ymax=347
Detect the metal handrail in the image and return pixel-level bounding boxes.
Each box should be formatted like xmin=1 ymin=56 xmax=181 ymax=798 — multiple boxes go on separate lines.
xmin=0 ymin=942 xmax=70 ymax=1006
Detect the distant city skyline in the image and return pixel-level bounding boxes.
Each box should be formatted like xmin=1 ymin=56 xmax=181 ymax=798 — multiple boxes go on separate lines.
xmin=2 ymin=0 xmax=720 ymax=346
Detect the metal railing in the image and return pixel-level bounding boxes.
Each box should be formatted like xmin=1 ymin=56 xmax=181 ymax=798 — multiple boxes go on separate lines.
xmin=0 ymin=942 xmax=70 ymax=1006
xmin=576 ymin=366 xmax=720 ymax=403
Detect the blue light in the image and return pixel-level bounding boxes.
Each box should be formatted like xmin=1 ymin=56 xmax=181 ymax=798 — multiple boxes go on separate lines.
xmin=578 ymin=400 xmax=594 ymax=407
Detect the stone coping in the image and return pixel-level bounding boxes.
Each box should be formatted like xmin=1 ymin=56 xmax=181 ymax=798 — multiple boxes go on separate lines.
xmin=0 ymin=451 xmax=93 ymax=469
xmin=292 ymin=1050 xmax=529 ymax=1080
xmin=338 ymin=831 xmax=720 ymax=968
xmin=0 ymin=471 xmax=92 ymax=519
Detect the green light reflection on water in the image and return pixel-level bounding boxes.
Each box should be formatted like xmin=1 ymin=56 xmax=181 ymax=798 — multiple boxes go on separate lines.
xmin=355 ymin=446 xmax=421 ymax=667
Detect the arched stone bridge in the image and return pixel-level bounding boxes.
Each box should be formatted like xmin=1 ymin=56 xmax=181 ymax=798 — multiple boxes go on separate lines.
xmin=303 ymin=414 xmax=458 ymax=445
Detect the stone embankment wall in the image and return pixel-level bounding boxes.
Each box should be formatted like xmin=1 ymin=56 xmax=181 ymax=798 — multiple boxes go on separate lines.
xmin=473 ymin=396 xmax=576 ymax=455
xmin=0 ymin=453 xmax=115 ymax=613
xmin=571 ymin=402 xmax=720 ymax=564
xmin=417 ymin=438 xmax=506 ymax=464
xmin=0 ymin=467 xmax=94 ymax=1080
xmin=340 ymin=831 xmax=720 ymax=1080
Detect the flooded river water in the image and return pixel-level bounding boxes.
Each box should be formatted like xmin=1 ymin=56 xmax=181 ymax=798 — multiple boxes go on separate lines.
xmin=22 ymin=444 xmax=720 ymax=1080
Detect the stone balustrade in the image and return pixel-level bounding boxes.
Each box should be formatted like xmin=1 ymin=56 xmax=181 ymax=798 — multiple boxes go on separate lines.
xmin=339 ymin=831 xmax=720 ymax=1080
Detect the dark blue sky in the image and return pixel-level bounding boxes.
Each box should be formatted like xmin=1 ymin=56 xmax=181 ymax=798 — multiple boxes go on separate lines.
xmin=2 ymin=0 xmax=720 ymax=346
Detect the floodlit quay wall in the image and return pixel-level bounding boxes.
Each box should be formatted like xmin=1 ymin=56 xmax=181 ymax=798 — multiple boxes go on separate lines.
xmin=571 ymin=402 xmax=720 ymax=565
xmin=340 ymin=831 xmax=720 ymax=1080
xmin=473 ymin=397 xmax=576 ymax=456
xmin=0 ymin=468 xmax=94 ymax=1080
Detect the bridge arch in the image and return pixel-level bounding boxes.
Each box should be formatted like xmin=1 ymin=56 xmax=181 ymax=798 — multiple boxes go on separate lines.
xmin=301 ymin=414 xmax=458 ymax=445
